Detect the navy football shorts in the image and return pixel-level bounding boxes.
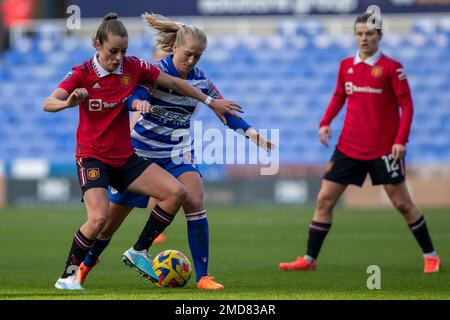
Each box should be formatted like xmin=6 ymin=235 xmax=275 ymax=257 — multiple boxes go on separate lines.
xmin=76 ymin=153 xmax=153 ymax=196
xmin=108 ymin=153 xmax=202 ymax=208
xmin=324 ymin=148 xmax=406 ymax=187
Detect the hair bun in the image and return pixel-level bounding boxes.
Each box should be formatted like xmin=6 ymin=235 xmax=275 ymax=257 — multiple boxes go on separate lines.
xmin=103 ymin=12 xmax=118 ymax=21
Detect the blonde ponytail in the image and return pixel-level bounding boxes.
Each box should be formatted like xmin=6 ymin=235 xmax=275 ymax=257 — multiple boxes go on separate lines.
xmin=142 ymin=12 xmax=207 ymax=53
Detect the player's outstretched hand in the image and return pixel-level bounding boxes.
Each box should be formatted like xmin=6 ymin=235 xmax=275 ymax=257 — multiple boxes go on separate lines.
xmin=247 ymin=128 xmax=276 ymax=152
xmin=319 ymin=126 xmax=332 ymax=147
xmin=391 ymin=144 xmax=406 ymax=162
xmin=209 ymin=99 xmax=243 ymax=123
xmin=133 ymin=99 xmax=153 ymax=114
xmin=66 ymin=88 xmax=88 ymax=108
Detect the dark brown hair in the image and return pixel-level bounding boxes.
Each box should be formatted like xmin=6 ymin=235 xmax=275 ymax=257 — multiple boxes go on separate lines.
xmin=354 ymin=12 xmax=382 ymax=35
xmin=92 ymin=12 xmax=128 ymax=46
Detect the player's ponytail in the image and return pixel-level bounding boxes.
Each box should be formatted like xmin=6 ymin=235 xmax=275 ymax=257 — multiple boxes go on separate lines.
xmin=142 ymin=12 xmax=207 ymax=53
xmin=103 ymin=12 xmax=118 ymax=21
xmin=92 ymin=12 xmax=128 ymax=47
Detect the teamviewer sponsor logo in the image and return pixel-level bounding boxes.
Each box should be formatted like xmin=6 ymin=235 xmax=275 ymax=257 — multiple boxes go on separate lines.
xmin=345 ymin=82 xmax=383 ymax=95
xmin=88 ymin=99 xmax=102 ymax=111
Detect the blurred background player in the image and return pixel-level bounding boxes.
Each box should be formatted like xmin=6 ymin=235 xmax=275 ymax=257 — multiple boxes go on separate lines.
xmin=0 ymin=1 xmax=8 ymax=55
xmin=43 ymin=12 xmax=242 ymax=290
xmin=78 ymin=13 xmax=275 ymax=290
xmin=0 ymin=0 xmax=36 ymax=54
xmin=279 ymin=12 xmax=440 ymax=273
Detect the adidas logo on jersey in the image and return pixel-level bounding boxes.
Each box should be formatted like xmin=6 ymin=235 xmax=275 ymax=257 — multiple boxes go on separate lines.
xmin=391 ymin=171 xmax=399 ymax=178
xmin=347 ymin=67 xmax=354 ymax=74
xmin=92 ymin=83 xmax=101 ymax=89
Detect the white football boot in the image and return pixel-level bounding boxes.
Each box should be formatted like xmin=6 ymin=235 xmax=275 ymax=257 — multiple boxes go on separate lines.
xmin=54 ymin=274 xmax=84 ymax=290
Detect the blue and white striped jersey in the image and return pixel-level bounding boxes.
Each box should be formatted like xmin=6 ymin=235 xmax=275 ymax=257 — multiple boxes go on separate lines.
xmin=130 ymin=55 xmax=223 ymax=159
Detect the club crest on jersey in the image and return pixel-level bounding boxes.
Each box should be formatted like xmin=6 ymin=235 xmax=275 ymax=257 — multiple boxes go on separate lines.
xmin=371 ymin=66 xmax=383 ymax=78
xmin=88 ymin=99 xmax=102 ymax=111
xmin=120 ymin=74 xmax=132 ymax=87
xmin=87 ymin=168 xmax=100 ymax=180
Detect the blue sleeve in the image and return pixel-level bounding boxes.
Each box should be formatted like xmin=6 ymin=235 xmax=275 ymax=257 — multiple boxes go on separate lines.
xmin=224 ymin=113 xmax=251 ymax=134
xmin=126 ymin=86 xmax=151 ymax=111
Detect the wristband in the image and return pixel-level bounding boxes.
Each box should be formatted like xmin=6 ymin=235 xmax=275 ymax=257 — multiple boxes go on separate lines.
xmin=224 ymin=113 xmax=251 ymax=133
xmin=204 ymin=96 xmax=213 ymax=106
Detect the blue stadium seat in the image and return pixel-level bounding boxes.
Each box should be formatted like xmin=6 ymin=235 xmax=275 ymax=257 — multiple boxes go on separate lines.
xmin=0 ymin=27 xmax=449 ymax=167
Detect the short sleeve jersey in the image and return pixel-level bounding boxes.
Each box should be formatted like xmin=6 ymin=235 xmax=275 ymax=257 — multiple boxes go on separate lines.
xmin=58 ymin=55 xmax=160 ymax=167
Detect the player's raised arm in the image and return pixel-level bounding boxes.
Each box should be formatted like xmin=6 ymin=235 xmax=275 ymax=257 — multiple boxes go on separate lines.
xmin=126 ymin=86 xmax=153 ymax=116
xmin=246 ymin=127 xmax=276 ymax=151
xmin=43 ymin=88 xmax=88 ymax=113
xmin=125 ymin=85 xmax=152 ymax=131
xmin=45 ymin=63 xmax=87 ymax=113
xmin=154 ymin=71 xmax=242 ymax=123
xmin=222 ymin=113 xmax=275 ymax=151
xmin=129 ymin=110 xmax=141 ymax=131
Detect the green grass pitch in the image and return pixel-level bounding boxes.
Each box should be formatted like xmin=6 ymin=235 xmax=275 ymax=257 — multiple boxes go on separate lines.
xmin=0 ymin=206 xmax=448 ymax=300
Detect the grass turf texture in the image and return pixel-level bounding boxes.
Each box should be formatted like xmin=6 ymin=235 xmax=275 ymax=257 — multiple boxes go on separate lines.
xmin=0 ymin=206 xmax=449 ymax=300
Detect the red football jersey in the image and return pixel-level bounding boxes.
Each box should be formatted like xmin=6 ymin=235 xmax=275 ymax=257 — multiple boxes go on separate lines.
xmin=58 ymin=55 xmax=160 ymax=167
xmin=320 ymin=50 xmax=414 ymax=160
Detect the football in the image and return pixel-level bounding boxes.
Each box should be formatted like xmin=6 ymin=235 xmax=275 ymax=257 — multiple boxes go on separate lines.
xmin=152 ymin=249 xmax=192 ymax=287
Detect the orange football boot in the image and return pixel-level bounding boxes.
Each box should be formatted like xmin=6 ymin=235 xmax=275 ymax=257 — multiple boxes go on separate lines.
xmin=279 ymin=256 xmax=316 ymax=271
xmin=197 ymin=275 xmax=224 ymax=290
xmin=77 ymin=259 xmax=99 ymax=285
xmin=424 ymin=256 xmax=440 ymax=273
xmin=153 ymin=233 xmax=166 ymax=244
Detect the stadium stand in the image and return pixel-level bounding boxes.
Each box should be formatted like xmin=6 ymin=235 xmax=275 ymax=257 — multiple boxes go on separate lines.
xmin=0 ymin=18 xmax=449 ymax=178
